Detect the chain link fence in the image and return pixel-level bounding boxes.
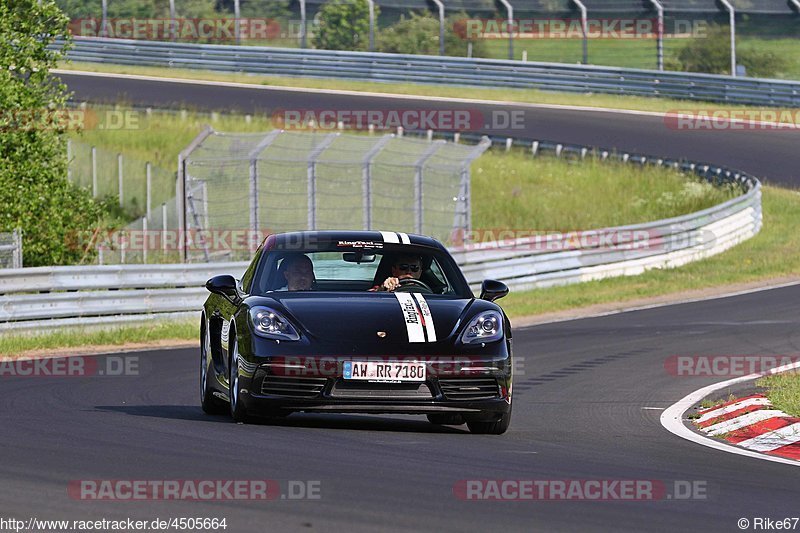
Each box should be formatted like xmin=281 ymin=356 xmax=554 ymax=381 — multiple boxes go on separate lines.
xmin=182 ymin=129 xmax=490 ymax=263
xmin=0 ymin=230 xmax=23 ymax=269
xmin=68 ymin=139 xmax=175 ymax=216
xmin=56 ymin=0 xmax=800 ymax=76
xmin=67 ymin=139 xmax=181 ymax=264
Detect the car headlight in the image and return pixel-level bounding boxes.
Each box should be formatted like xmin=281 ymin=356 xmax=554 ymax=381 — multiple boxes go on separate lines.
xmin=459 ymin=311 xmax=504 ymax=344
xmin=249 ymin=306 xmax=300 ymax=341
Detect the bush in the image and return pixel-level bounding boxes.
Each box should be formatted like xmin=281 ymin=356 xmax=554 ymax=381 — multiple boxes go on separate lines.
xmin=0 ymin=0 xmax=108 ymax=266
xmin=313 ymin=0 xmax=375 ymax=51
xmin=377 ymin=12 xmax=488 ymax=58
xmin=670 ymin=24 xmax=788 ymax=78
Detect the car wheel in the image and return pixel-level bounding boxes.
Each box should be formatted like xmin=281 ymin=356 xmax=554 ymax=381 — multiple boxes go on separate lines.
xmin=426 ymin=413 xmax=465 ymax=426
xmin=228 ymin=336 xmax=249 ymax=423
xmin=466 ymin=405 xmax=512 ymax=435
xmin=200 ymin=323 xmax=226 ymax=415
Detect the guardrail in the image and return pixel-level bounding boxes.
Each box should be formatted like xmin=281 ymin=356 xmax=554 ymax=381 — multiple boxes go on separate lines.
xmin=449 ymin=135 xmax=761 ymax=292
xmin=62 ymin=37 xmax=800 ymax=107
xmin=1 ymin=134 xmax=761 ymax=333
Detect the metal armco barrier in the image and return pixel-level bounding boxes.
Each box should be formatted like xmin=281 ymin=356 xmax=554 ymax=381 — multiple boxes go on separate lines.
xmin=0 ymin=138 xmax=761 ymax=332
xmin=61 ymin=37 xmax=800 ymax=107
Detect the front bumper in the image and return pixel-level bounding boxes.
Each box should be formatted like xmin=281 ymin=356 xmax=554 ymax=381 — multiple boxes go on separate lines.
xmin=238 ymin=356 xmax=512 ymax=419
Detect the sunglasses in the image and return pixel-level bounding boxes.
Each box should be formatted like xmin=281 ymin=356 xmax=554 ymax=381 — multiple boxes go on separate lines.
xmin=394 ymin=263 xmax=420 ymax=273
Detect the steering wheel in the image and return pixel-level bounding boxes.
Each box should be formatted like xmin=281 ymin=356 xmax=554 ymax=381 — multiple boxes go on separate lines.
xmin=395 ymin=278 xmax=433 ymax=293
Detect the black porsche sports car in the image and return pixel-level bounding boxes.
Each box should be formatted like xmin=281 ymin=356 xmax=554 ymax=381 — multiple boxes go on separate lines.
xmin=200 ymin=230 xmax=513 ymax=434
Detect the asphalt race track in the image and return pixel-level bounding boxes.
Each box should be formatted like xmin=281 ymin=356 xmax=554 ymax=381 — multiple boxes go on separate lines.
xmin=2 ymin=72 xmax=798 ymax=532
xmin=2 ymin=286 xmax=800 ymax=531
xmin=58 ymin=71 xmax=800 ymax=187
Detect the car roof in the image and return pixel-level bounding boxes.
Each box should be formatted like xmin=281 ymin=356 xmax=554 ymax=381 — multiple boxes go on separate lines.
xmin=262 ymin=230 xmax=448 ymax=252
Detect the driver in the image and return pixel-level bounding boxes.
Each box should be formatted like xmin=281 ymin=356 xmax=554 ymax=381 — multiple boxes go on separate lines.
xmin=280 ymin=254 xmax=315 ymax=291
xmin=370 ymin=254 xmax=423 ymax=292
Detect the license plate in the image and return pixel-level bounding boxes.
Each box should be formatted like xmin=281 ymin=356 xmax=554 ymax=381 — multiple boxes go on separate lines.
xmin=343 ymin=361 xmax=426 ymax=382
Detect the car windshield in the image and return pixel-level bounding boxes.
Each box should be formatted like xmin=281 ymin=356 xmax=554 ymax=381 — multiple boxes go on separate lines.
xmin=250 ymin=248 xmax=468 ymax=297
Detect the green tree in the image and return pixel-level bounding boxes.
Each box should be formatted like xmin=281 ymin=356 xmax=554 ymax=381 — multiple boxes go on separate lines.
xmin=378 ymin=12 xmax=488 ymax=58
xmin=312 ymin=0 xmax=374 ymax=51
xmin=0 ymin=0 xmax=106 ymax=266
xmin=671 ymin=24 xmax=788 ymax=78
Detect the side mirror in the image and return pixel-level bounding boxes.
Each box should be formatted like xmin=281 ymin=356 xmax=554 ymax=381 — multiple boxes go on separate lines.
xmin=479 ymin=279 xmax=509 ymax=302
xmin=206 ymin=275 xmax=240 ymax=303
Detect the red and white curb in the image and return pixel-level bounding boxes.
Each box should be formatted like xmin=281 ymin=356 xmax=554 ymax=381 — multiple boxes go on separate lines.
xmin=661 ymin=360 xmax=800 ymax=467
xmin=693 ymin=394 xmax=800 ymax=461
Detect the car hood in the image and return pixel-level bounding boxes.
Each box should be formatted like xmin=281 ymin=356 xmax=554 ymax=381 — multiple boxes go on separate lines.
xmin=250 ymin=293 xmax=475 ymax=349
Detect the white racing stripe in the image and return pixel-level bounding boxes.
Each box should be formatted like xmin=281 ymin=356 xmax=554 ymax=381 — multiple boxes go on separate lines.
xmin=411 ymin=293 xmax=437 ymax=342
xmin=736 ymin=423 xmax=800 ymax=452
xmin=696 ymin=397 xmax=772 ymax=424
xmin=379 ymin=231 xmax=411 ymax=244
xmin=703 ymin=410 xmax=787 ymax=436
xmin=395 ymin=292 xmax=426 ymax=343
xmin=379 ymin=231 xmax=399 ymax=244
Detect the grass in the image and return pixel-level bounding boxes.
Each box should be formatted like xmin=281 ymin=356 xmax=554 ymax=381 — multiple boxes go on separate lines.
xmin=58 ymin=61 xmax=777 ymax=116
xmin=473 ymin=150 xmax=735 ymax=230
xmin=4 ymin=186 xmax=797 ymax=357
xmin=757 ymin=373 xmax=800 ymax=417
xmin=495 ymin=185 xmax=800 ymax=317
xmin=0 ymin=320 xmax=197 ymax=358
xmin=68 ymin=107 xmax=278 ymax=216
xmin=68 ymin=105 xmax=734 ymax=232
xmin=484 ymin=37 xmax=800 ymax=80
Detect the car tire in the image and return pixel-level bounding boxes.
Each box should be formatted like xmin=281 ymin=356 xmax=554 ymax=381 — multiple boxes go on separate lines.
xmin=228 ymin=336 xmax=249 ymax=423
xmin=426 ymin=413 xmax=465 ymax=426
xmin=466 ymin=406 xmax=512 ymax=435
xmin=200 ymin=323 xmax=226 ymax=415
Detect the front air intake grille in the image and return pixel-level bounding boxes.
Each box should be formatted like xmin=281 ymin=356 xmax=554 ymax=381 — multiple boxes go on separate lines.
xmin=330 ymin=380 xmax=434 ymax=399
xmin=438 ymin=378 xmax=500 ymax=400
xmin=260 ymin=375 xmax=328 ymax=398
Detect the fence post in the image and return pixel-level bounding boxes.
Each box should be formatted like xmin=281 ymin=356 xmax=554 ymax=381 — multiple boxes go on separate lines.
xmin=413 ymin=141 xmax=446 ymax=234
xmin=649 ymin=0 xmax=664 ymax=71
xmin=118 ymin=153 xmax=124 ymax=207
xmin=249 ymin=159 xmax=259 ymax=252
xmin=100 ymin=0 xmax=108 ymax=37
xmin=162 ymin=202 xmax=168 ymax=255
xmin=91 ymin=146 xmax=97 ymax=197
xmin=177 ymin=126 xmax=214 ymax=263
xmin=299 ymin=0 xmax=307 ymax=48
xmin=146 ymin=162 xmax=152 ymax=219
xmin=719 ymin=0 xmax=737 ymax=76
xmin=498 ymin=0 xmax=513 ymax=60
xmin=361 ymin=134 xmax=393 ymax=231
xmin=246 ymin=130 xmax=283 ymax=252
xmin=307 ymin=133 xmax=339 ymax=231
xmin=367 ymin=0 xmax=375 ymax=52
xmin=454 ymin=137 xmax=491 ymax=245
xmin=142 ymin=217 xmax=148 ymax=264
xmin=234 ymin=0 xmax=241 ymax=45
xmin=169 ymin=0 xmax=176 ymax=41
xmin=431 ymin=0 xmax=445 ymax=56
xmin=573 ymin=0 xmax=588 ymax=64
